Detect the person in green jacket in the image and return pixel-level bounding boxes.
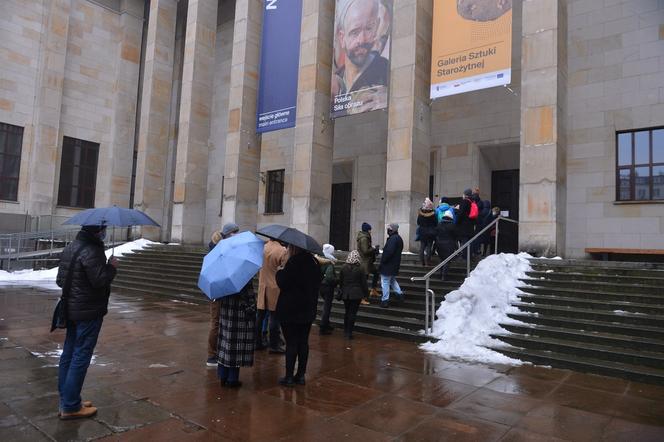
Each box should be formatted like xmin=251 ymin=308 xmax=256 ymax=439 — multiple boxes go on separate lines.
xmin=356 ymin=223 xmax=380 ymax=301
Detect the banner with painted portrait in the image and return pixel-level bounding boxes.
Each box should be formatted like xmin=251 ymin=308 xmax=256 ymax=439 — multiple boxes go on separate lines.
xmin=430 ymin=0 xmax=513 ymax=99
xmin=331 ymin=0 xmax=393 ymax=119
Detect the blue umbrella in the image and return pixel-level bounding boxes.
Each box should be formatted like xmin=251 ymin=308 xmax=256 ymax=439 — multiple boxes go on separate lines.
xmin=198 ymin=231 xmax=264 ymax=300
xmin=63 ymin=206 xmax=160 ymax=227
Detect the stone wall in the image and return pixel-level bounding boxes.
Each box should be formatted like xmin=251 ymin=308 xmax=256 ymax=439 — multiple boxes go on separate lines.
xmin=0 ymin=0 xmax=143 ymax=224
xmin=0 ymin=0 xmax=45 ymax=215
xmin=566 ymin=0 xmax=664 ymax=257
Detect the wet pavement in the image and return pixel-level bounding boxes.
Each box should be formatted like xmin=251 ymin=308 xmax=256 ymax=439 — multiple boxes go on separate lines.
xmin=1 ymin=286 xmax=663 ymax=441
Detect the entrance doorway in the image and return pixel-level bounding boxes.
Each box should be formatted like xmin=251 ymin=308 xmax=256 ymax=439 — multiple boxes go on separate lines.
xmin=329 ymin=183 xmax=352 ymax=250
xmin=491 ymin=169 xmax=519 ymax=253
xmin=329 ymin=162 xmax=354 ymax=251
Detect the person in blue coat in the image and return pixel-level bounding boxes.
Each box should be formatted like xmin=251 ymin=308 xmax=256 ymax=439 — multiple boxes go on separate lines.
xmin=378 ymin=223 xmax=404 ymax=308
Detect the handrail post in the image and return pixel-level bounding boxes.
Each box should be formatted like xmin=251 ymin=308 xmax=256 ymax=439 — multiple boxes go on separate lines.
xmin=425 ymin=279 xmax=430 ymax=334
xmin=466 ymin=244 xmax=471 ymax=277
xmin=495 ymin=218 xmax=500 ymax=254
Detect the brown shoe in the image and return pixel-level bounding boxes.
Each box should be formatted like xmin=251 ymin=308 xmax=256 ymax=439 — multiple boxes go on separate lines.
xmin=59 ymin=405 xmax=97 ymax=420
xmin=361 ymin=299 xmax=370 ymax=305
xmin=369 ymin=288 xmax=380 ymax=298
xmin=58 ymin=401 xmax=93 ymax=417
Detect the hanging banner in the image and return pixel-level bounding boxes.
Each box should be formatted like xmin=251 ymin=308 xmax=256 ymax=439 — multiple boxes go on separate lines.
xmin=330 ymin=0 xmax=393 ymax=119
xmin=430 ymin=0 xmax=512 ymax=99
xmin=256 ymin=0 xmax=303 ymax=133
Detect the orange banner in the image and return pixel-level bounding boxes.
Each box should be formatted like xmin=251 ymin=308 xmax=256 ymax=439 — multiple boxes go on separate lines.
xmin=430 ymin=0 xmax=512 ymax=99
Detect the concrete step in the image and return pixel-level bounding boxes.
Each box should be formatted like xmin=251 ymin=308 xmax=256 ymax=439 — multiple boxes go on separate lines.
xmin=498 ymin=323 xmax=664 ymax=353
xmin=520 ymin=282 xmax=664 ymax=303
xmin=322 ymin=303 xmax=424 ymax=330
xmin=511 ymin=302 xmax=664 ymax=328
xmin=516 ymin=293 xmax=664 ymax=315
xmin=316 ymin=318 xmax=429 ymax=342
xmin=525 ymin=270 xmax=664 ymax=286
xmin=529 ymin=260 xmax=664 ymax=279
xmin=491 ymin=333 xmax=664 ymax=369
xmin=488 ymin=344 xmax=664 ymax=385
xmin=506 ymin=312 xmax=664 ymax=340
xmin=520 ymin=278 xmax=664 ymax=296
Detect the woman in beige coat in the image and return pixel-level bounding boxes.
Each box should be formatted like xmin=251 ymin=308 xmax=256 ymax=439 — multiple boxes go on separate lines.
xmin=256 ymin=239 xmax=288 ymax=352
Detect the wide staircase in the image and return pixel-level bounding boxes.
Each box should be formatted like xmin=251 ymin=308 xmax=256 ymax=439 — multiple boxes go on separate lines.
xmin=112 ymin=244 xmax=467 ymax=342
xmin=490 ymin=258 xmax=664 ymax=384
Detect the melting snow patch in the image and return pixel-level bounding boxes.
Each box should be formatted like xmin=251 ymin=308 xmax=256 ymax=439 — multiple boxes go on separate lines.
xmin=421 ymin=253 xmax=534 ymax=365
xmin=0 ymin=238 xmax=155 ymax=289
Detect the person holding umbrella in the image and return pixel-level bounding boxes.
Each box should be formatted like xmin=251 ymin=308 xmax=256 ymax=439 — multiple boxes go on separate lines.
xmin=257 ymin=225 xmax=323 ymax=387
xmin=55 ymin=225 xmax=118 ymax=420
xmin=206 ymin=227 xmax=234 ymax=367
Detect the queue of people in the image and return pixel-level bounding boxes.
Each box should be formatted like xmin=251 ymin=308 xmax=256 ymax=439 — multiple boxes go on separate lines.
xmin=417 ymin=188 xmax=501 ymax=279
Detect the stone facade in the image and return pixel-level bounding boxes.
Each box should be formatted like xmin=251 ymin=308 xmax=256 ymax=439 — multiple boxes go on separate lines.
xmin=1 ymin=0 xmax=663 ymax=259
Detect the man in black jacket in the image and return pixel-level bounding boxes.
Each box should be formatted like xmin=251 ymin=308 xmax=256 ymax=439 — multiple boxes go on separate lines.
xmin=55 ymin=225 xmax=117 ymax=420
xmin=378 ymin=223 xmax=404 ymax=308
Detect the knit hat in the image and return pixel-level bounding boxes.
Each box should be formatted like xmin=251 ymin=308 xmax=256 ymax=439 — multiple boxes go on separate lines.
xmin=388 ymin=223 xmax=399 ymax=232
xmin=322 ymin=244 xmax=337 ymax=262
xmin=221 ymin=223 xmax=239 ymax=238
xmin=463 ymin=188 xmax=473 ymax=197
xmin=361 ymin=222 xmax=372 ymax=232
xmin=346 ymin=250 xmax=361 ymax=265
xmin=422 ymin=198 xmax=433 ymax=210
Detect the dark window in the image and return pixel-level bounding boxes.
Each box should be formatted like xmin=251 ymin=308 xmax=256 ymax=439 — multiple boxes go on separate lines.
xmin=57 ymin=136 xmax=99 ymax=208
xmin=616 ymin=127 xmax=664 ymax=201
xmin=0 ymin=123 xmax=24 ymax=201
xmin=265 ymin=169 xmax=284 ymax=214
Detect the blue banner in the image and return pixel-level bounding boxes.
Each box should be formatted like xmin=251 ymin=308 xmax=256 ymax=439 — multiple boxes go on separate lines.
xmin=256 ymin=0 xmax=303 ymax=133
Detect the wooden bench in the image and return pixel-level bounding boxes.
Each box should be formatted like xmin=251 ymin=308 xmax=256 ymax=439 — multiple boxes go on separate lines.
xmin=585 ymin=248 xmax=664 ymax=261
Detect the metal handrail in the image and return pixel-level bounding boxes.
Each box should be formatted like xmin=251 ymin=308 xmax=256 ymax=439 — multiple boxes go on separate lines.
xmin=0 ymin=228 xmax=80 ymax=271
xmin=411 ymin=216 xmax=519 ymax=336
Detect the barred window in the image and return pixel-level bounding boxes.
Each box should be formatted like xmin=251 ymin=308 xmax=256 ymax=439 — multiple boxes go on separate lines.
xmin=265 ymin=169 xmax=285 ymax=214
xmin=616 ymin=128 xmax=664 ymax=201
xmin=57 ymin=136 xmax=99 ymax=208
xmin=0 ymin=122 xmax=24 ymax=201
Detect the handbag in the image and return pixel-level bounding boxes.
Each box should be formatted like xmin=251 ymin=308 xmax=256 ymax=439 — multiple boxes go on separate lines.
xmin=50 ymin=248 xmax=83 ymax=332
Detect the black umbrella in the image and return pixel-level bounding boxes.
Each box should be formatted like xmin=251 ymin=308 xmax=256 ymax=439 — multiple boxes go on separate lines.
xmin=256 ymin=224 xmax=323 ymax=255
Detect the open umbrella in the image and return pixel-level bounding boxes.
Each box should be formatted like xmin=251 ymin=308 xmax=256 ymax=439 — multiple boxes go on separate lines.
xmin=63 ymin=206 xmax=160 ymax=227
xmin=198 ymin=231 xmax=264 ymax=300
xmin=256 ymin=224 xmax=323 ymax=255
xmin=63 ymin=206 xmax=160 ymax=255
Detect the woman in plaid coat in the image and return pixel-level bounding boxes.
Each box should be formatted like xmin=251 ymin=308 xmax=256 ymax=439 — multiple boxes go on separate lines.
xmin=217 ymin=281 xmax=256 ymax=388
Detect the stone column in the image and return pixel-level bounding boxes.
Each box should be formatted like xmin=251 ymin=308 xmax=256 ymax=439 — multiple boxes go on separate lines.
xmin=519 ymin=0 xmax=567 ymax=256
xmin=289 ymin=0 xmax=335 ymax=243
xmin=221 ymin=0 xmax=262 ymax=232
xmin=26 ymin=0 xmax=71 ymax=217
xmin=171 ymin=0 xmax=218 ymax=243
xmin=133 ymin=0 xmax=177 ymax=240
xmin=107 ymin=0 xmax=144 ymax=208
xmin=384 ymin=1 xmax=433 ymax=251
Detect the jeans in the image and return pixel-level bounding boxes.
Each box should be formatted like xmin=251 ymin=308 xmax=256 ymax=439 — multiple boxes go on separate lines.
xmin=436 ymin=240 xmax=456 ymax=280
xmin=208 ymin=301 xmax=221 ymax=359
xmin=281 ymin=322 xmax=312 ymax=378
xmin=217 ymin=365 xmax=240 ymax=383
xmin=256 ymin=309 xmax=281 ymax=349
xmin=319 ymin=287 xmax=334 ymax=329
xmin=380 ymin=275 xmax=403 ymax=302
xmin=343 ymin=299 xmax=361 ymax=337
xmin=419 ymin=238 xmax=435 ymax=265
xmin=58 ymin=317 xmax=103 ymax=413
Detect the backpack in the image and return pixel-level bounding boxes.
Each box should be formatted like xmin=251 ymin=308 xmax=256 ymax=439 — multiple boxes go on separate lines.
xmin=469 ymin=201 xmax=479 ymax=220
xmin=436 ymin=203 xmax=456 ymax=224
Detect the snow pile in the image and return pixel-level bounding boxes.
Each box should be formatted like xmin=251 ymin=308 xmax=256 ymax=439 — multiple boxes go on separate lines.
xmin=0 ymin=238 xmax=155 ymax=289
xmin=421 ymin=253 xmax=533 ymax=365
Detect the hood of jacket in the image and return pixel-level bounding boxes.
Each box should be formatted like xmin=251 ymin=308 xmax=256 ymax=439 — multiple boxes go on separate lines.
xmin=316 ymin=255 xmax=333 ymax=265
xmin=418 ymin=209 xmax=435 ymax=217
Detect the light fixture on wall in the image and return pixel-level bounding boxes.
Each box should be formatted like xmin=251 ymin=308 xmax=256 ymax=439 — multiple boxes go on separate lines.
xmin=259 ymin=171 xmax=266 ymax=184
